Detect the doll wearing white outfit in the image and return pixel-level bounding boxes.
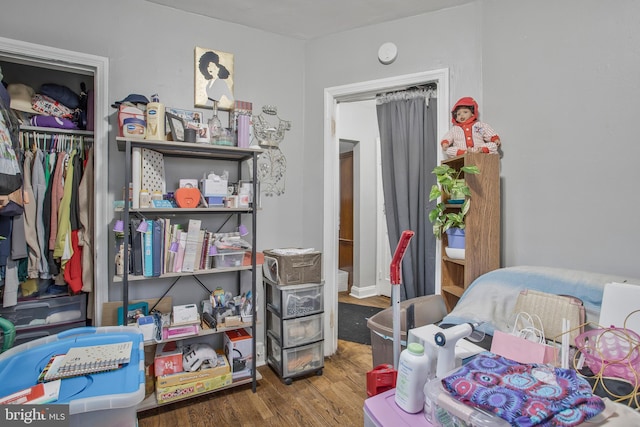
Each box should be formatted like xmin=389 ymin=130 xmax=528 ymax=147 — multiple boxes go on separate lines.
xmin=440 ymin=97 xmax=501 ymax=157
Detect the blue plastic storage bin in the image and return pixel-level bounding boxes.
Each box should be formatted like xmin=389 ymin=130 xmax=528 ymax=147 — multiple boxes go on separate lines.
xmin=0 ymin=326 xmax=145 ymax=427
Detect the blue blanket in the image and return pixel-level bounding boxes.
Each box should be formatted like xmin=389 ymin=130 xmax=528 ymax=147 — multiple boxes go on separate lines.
xmin=442 ymin=266 xmax=639 ymax=336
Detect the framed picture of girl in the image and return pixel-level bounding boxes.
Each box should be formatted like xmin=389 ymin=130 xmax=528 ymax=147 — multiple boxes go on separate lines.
xmin=194 ymin=47 xmax=235 ymax=111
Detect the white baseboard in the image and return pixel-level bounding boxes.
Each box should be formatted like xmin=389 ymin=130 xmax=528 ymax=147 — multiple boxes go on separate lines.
xmin=349 ymin=284 xmax=377 ymax=299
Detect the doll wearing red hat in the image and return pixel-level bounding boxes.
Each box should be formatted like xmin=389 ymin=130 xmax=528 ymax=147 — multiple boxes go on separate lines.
xmin=440 ymin=97 xmax=501 ymax=157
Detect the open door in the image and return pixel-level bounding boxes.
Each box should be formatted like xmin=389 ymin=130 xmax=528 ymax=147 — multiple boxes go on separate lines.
xmin=339 ymin=151 xmax=354 ymax=290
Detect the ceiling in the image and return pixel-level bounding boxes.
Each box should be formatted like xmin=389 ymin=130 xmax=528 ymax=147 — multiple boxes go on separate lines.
xmin=144 ymin=0 xmax=474 ymax=40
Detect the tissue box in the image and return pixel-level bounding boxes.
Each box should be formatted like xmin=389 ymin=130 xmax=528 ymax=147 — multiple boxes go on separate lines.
xmin=200 ymin=178 xmax=228 ymax=197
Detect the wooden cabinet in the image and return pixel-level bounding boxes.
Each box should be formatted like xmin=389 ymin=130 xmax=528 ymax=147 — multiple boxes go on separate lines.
xmin=439 ymin=153 xmax=500 ymax=311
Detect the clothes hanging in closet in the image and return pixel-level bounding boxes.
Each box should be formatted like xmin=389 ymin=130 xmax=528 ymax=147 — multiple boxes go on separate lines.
xmin=1 ymin=132 xmax=93 ymax=306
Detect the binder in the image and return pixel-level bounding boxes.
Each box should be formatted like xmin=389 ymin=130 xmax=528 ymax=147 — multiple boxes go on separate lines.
xmin=143 ymin=219 xmax=154 ymax=277
xmin=130 ymin=219 xmax=143 ymax=276
xmin=152 ymin=220 xmax=163 ymax=277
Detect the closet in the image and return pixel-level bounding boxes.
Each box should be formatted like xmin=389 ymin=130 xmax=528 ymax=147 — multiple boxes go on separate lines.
xmin=0 ymin=36 xmax=109 ymax=345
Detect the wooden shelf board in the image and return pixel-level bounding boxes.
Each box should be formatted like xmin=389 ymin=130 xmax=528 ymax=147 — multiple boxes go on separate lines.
xmin=441 ymin=285 xmax=465 ymax=298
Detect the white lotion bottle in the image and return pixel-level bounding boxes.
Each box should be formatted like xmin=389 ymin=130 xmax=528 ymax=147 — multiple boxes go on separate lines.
xmin=146 ymin=94 xmax=165 ymax=140
xmin=394 ymin=342 xmax=431 ymax=413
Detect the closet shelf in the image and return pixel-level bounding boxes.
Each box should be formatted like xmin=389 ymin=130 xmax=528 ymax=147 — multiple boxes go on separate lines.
xmin=20 ymin=125 xmax=94 ymax=137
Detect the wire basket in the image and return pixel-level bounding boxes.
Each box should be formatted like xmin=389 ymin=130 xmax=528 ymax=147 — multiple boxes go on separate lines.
xmin=574 ymin=327 xmax=640 ymax=386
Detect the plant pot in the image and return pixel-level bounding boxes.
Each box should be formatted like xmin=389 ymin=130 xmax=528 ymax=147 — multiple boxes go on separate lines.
xmin=446 ymin=228 xmax=465 ymax=249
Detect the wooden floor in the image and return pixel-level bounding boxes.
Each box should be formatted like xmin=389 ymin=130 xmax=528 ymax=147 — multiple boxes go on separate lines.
xmin=338 ymin=292 xmax=390 ymax=309
xmin=138 ymin=294 xmax=388 ymax=427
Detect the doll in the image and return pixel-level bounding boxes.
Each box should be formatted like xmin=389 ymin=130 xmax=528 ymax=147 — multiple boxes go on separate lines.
xmin=440 ymin=97 xmax=501 ymax=157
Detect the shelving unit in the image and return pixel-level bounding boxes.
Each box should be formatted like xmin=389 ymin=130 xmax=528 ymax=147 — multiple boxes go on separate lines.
xmin=116 ymin=136 xmax=262 ymax=408
xmin=439 ymin=153 xmax=500 ymax=311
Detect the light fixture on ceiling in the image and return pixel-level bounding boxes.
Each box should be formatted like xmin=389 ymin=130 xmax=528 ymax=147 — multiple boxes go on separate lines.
xmin=378 ymin=42 xmax=398 ymax=65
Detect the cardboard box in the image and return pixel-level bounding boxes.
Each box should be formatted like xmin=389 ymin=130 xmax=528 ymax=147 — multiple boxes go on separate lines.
xmin=224 ymin=328 xmax=253 ymax=379
xmin=156 ymin=353 xmax=230 ymax=388
xmin=156 ymin=373 xmax=233 ymax=404
xmin=263 ymin=249 xmax=322 ymax=285
xmin=154 ymin=341 xmax=183 ymax=376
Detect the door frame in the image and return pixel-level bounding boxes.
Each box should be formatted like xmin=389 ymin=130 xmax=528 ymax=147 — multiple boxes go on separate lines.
xmin=323 ymin=69 xmax=450 ymax=355
xmin=0 ymin=36 xmax=109 ymax=326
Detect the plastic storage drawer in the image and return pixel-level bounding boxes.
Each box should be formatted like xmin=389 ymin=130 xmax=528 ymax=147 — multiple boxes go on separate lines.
xmin=1 ymin=320 xmax=88 ymax=349
xmin=267 ymin=310 xmax=324 ymax=348
xmin=267 ymin=333 xmax=324 ymax=379
xmin=212 ymin=251 xmax=245 ymax=268
xmin=266 ymin=280 xmax=323 ymax=319
xmin=0 ymin=294 xmax=87 ymax=330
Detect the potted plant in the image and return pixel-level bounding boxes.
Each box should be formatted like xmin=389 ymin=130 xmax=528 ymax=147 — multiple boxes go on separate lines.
xmin=428 ymin=164 xmax=480 ymax=245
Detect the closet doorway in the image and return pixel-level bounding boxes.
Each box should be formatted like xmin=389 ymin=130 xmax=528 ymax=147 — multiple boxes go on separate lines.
xmin=0 ymin=36 xmax=109 ymax=325
xmin=323 ymin=69 xmax=450 ymax=355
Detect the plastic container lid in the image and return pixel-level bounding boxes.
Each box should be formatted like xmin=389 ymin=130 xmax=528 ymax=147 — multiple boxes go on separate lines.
xmin=407 ymin=342 xmax=424 ymax=355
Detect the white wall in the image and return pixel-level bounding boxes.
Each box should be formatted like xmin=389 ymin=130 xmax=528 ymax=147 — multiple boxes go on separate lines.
xmin=0 ymin=0 xmax=306 ymax=278
xmin=303 ymin=2 xmax=483 ymax=253
xmin=304 ymin=0 xmax=640 ymax=280
xmin=0 ymin=0 xmax=305 ymax=349
xmin=2 ymin=0 xmax=640 ymax=315
xmin=481 ymin=0 xmax=640 ymax=277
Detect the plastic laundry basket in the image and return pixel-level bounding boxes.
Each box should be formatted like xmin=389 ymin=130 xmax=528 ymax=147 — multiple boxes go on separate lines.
xmin=367 ymin=295 xmax=447 ymax=368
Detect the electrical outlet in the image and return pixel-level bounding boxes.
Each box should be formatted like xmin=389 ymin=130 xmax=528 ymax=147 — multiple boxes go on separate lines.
xmin=256 ymin=342 xmax=265 ymax=366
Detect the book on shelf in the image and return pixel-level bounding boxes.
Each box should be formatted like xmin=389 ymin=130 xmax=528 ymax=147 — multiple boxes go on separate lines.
xmin=181 ymin=219 xmax=202 ymax=273
xmin=175 ymin=231 xmax=187 ymax=273
xmin=38 ymin=341 xmax=133 ymax=382
xmin=196 ymin=229 xmax=206 ymax=271
xmin=130 ymin=218 xmax=144 ymax=276
xmin=152 ymin=219 xmax=163 ymax=277
xmin=143 ymin=219 xmax=154 ymax=277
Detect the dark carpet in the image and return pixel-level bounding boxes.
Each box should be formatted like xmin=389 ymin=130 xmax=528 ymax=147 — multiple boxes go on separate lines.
xmin=338 ymin=302 xmax=384 ymax=345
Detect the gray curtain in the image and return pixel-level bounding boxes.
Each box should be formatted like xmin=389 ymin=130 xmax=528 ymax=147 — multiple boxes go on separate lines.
xmin=376 ymin=89 xmax=437 ymax=300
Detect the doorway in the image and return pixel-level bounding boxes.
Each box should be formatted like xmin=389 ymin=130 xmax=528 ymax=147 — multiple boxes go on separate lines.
xmin=323 ymin=69 xmax=450 ymax=355
xmin=339 ymin=149 xmax=354 ymax=291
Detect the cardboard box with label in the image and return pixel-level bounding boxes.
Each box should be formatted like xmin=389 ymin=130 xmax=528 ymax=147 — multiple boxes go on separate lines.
xmin=224 ymin=328 xmax=253 ymax=380
xmin=156 ymin=352 xmax=230 ymax=388
xmin=156 ymin=373 xmax=233 ymax=404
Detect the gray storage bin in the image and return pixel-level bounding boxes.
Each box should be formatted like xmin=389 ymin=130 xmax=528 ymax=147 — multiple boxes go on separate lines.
xmin=366 ymin=295 xmax=447 ymax=368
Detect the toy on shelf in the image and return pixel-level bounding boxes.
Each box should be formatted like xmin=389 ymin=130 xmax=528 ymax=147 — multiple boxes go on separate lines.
xmin=440 ymin=97 xmax=501 ymax=157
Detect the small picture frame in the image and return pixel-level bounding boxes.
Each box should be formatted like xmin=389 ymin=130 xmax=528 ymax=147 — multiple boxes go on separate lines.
xmin=117 ymin=301 xmax=149 ymax=325
xmin=166 ymin=112 xmax=185 ymax=142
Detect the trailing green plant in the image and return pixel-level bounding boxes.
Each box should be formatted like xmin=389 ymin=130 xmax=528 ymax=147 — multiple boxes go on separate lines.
xmin=428 ymin=164 xmax=480 ymax=239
